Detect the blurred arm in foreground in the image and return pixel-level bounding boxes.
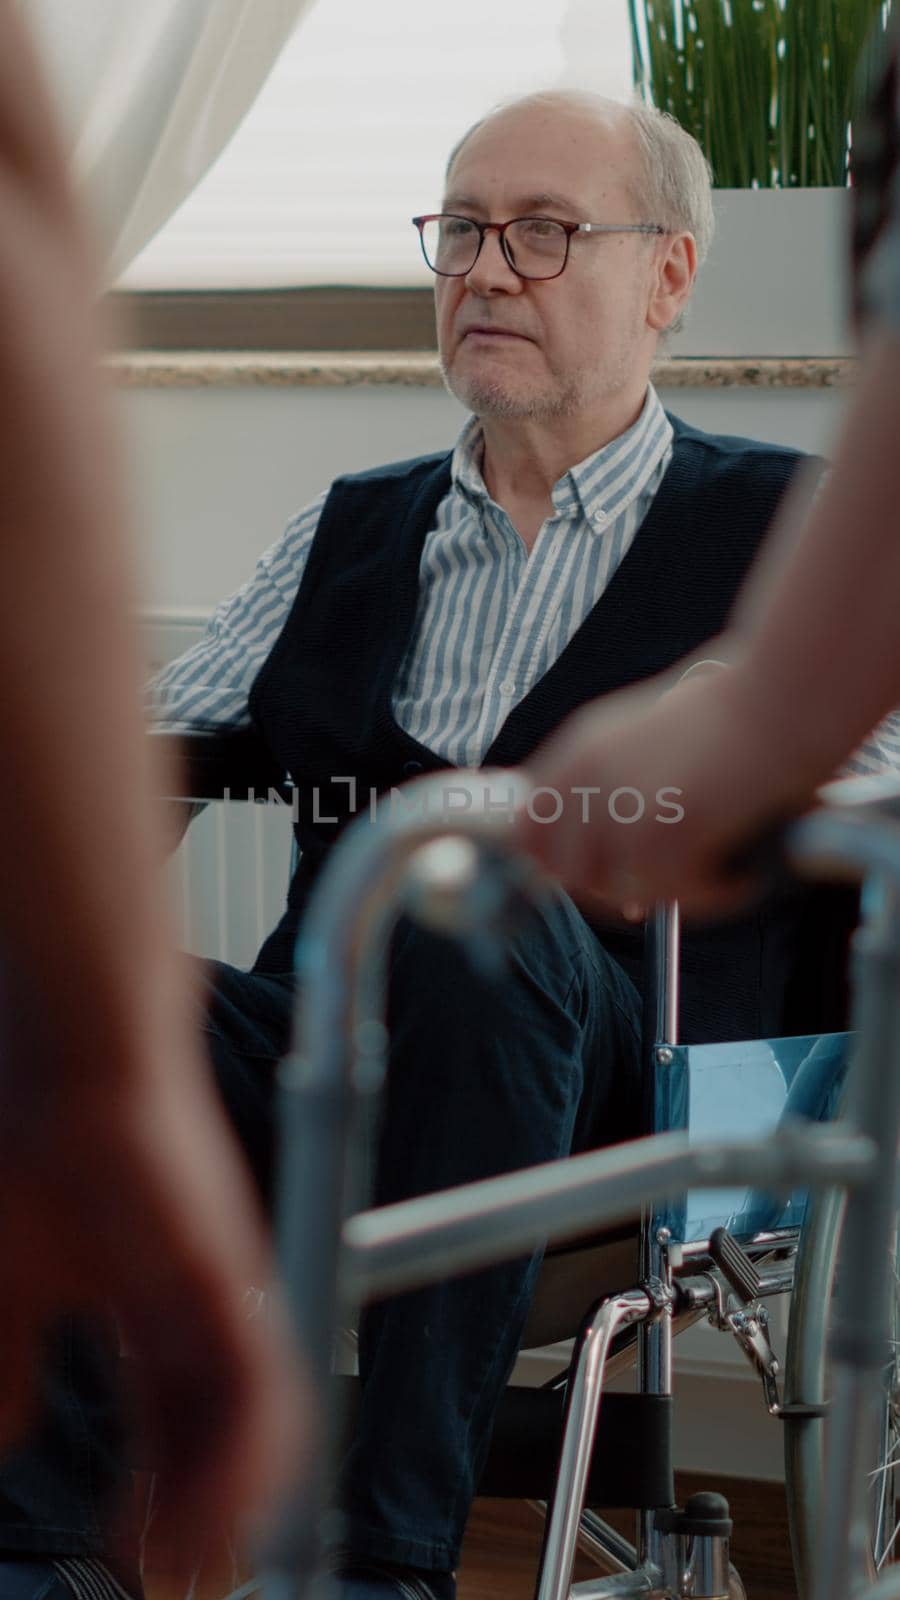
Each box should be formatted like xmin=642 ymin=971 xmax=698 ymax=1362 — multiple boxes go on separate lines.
xmin=521 ymin=16 xmax=900 ymax=919
xmin=521 ymin=329 xmax=900 ymax=918
xmin=0 ymin=0 xmax=303 ymax=1555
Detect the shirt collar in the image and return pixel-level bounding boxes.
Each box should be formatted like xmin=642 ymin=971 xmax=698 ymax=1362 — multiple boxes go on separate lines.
xmin=450 ymin=385 xmax=673 ymax=530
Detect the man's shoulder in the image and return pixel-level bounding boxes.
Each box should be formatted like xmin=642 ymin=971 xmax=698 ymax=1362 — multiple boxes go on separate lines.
xmin=300 ymin=450 xmax=454 ymax=559
xmin=328 ymin=449 xmax=453 ymax=494
xmin=666 ymin=411 xmax=813 ymax=467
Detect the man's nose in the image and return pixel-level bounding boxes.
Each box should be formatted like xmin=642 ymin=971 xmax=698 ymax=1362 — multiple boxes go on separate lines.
xmin=464 ymin=226 xmax=523 ymax=294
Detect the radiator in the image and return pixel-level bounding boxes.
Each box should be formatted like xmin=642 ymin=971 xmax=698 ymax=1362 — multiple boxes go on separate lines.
xmin=167 ymin=796 xmax=295 ymax=968
xmin=146 ymin=609 xmax=296 ymax=968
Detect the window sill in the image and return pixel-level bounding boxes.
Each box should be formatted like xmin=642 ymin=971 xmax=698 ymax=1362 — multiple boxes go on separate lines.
xmin=108 ymin=351 xmax=857 ymax=390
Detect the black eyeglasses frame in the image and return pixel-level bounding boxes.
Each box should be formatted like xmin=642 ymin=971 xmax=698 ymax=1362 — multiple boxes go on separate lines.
xmin=411 ymin=213 xmax=667 ymax=281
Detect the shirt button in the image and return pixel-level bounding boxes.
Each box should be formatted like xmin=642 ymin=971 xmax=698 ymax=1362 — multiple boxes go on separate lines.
xmin=593 ymin=508 xmax=609 ymax=526
xmin=499 ymin=680 xmax=517 ymax=697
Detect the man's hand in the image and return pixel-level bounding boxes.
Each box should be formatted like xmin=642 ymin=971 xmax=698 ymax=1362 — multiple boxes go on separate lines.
xmin=518 ymin=665 xmax=810 ymax=919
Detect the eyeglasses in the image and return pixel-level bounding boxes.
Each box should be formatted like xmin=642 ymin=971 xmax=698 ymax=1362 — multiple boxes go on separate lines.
xmin=411 ymin=213 xmax=666 ymax=281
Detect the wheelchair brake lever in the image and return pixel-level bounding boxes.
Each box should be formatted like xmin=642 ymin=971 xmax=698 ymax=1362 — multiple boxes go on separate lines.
xmin=706 ymin=1229 xmax=782 ymax=1413
xmin=708 ymin=1226 xmax=762 ymax=1302
xmin=726 ymin=1306 xmax=782 ymax=1415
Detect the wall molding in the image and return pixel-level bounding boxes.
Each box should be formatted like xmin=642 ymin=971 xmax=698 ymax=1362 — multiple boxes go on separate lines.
xmin=114 ymin=350 xmax=857 ymax=390
xmin=141 ymin=607 xmax=208 ymax=673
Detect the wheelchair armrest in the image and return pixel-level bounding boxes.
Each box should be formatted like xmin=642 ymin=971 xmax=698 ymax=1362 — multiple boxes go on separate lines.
xmin=148 ymin=727 xmax=291 ymax=803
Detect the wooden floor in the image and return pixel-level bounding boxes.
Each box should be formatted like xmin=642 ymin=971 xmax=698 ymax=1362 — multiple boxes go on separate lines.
xmin=145 ymin=1476 xmax=797 ymax=1600
xmin=458 ymin=1476 xmax=797 ymax=1600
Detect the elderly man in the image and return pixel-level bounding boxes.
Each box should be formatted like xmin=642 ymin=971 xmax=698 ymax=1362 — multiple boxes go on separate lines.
xmin=2 ymin=88 xmax=857 ymax=1600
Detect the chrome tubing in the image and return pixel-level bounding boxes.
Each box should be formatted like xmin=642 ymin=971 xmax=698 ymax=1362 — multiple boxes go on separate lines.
xmin=263 ymin=770 xmax=538 ymax=1600
xmin=651 ymin=902 xmax=681 ymax=1049
xmin=537 ymin=1292 xmax=653 ymax=1600
xmin=639 ymin=904 xmax=679 ymax=1578
xmin=636 ymin=1255 xmax=672 ymax=1579
xmin=786 ymin=807 xmax=900 ymax=1600
xmin=341 ymin=1125 xmax=871 ymax=1305
xmin=265 ymin=774 xmax=900 ymax=1600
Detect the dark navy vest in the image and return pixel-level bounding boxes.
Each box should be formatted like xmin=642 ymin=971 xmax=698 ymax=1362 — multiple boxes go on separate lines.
xmin=248 ymin=413 xmax=818 ymax=1044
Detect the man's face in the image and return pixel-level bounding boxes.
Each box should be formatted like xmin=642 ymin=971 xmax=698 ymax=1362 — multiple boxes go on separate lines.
xmin=435 ymin=103 xmax=661 ymax=423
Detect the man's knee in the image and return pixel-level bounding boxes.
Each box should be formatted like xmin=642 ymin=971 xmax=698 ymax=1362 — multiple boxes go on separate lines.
xmin=388 ymin=887 xmax=595 ymax=1016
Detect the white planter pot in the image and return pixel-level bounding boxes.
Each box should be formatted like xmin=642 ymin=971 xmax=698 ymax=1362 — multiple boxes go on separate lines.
xmin=667 ymin=188 xmax=852 ymax=358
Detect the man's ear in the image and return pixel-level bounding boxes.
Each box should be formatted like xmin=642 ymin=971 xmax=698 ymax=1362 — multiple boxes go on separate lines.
xmin=647 ymin=232 xmax=697 ymax=332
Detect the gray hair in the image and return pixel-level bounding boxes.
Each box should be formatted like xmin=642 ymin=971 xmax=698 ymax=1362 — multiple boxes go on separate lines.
xmin=446 ymin=90 xmax=715 ymax=269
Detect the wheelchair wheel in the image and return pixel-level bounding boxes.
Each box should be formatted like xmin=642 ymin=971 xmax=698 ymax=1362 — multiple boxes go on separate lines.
xmin=783 ymin=1186 xmax=900 ymax=1596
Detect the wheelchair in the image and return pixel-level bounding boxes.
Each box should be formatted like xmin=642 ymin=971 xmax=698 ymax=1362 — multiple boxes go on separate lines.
xmin=158 ymin=730 xmax=900 ymax=1600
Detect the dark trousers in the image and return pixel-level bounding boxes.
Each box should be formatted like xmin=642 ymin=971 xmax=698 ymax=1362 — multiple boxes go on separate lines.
xmin=0 ymin=890 xmax=641 ymax=1574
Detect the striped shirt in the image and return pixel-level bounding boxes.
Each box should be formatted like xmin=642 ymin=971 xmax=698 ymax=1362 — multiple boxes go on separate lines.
xmin=148 ymin=385 xmax=900 ymax=776
xmin=52 ymin=1560 xmax=137 ymax=1600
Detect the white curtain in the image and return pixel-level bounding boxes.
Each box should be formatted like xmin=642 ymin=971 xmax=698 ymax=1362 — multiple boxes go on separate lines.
xmin=20 ymin=0 xmax=317 ymax=282
xmin=120 ymin=0 xmax=636 ymax=290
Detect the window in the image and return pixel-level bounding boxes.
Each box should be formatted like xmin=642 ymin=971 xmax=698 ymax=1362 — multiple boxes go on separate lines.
xmin=119 ymin=0 xmax=634 ymax=294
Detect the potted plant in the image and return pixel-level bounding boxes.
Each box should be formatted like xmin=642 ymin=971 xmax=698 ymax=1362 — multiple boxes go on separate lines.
xmin=628 ymin=0 xmax=892 ymax=356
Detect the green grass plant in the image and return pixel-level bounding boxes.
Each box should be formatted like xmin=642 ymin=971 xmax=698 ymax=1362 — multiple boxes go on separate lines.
xmin=628 ymin=0 xmax=893 ymax=185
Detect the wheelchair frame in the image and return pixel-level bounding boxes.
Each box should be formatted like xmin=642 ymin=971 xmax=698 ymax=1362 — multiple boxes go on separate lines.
xmin=159 ymin=733 xmax=900 ymax=1600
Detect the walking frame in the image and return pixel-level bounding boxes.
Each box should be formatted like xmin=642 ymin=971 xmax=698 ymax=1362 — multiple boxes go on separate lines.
xmin=183 ymin=759 xmax=900 ymax=1600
